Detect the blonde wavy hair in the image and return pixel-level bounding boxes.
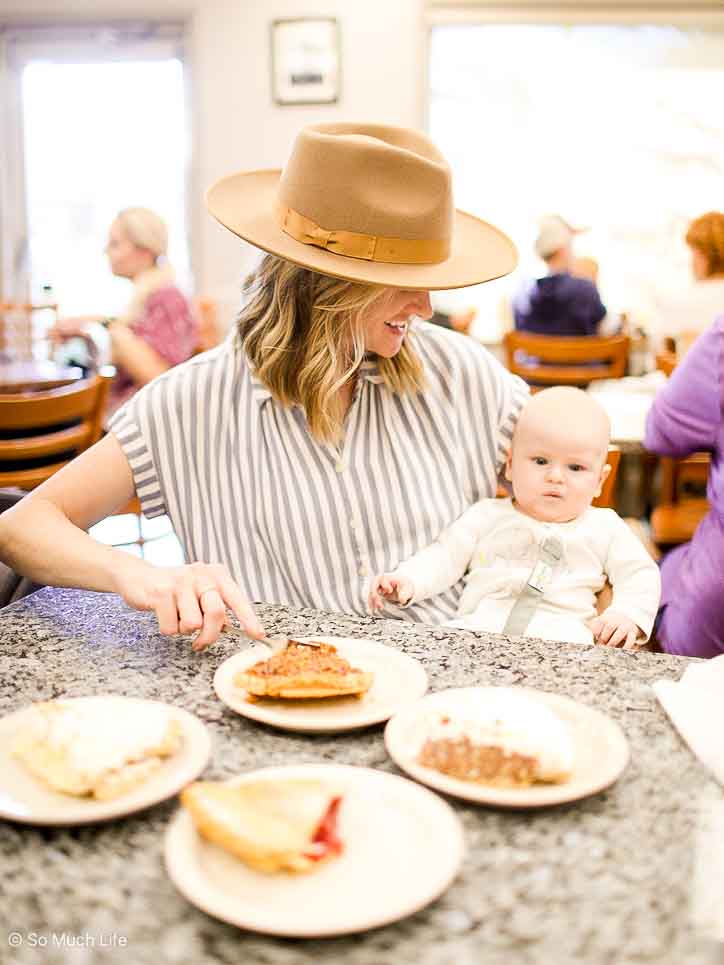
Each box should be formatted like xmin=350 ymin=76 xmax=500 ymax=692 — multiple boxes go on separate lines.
xmin=236 ymin=255 xmax=426 ymax=443
xmin=686 ymin=211 xmax=724 ymax=277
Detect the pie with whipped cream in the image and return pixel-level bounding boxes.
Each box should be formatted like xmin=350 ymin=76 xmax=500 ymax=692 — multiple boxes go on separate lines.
xmin=234 ymin=639 xmax=374 ymax=700
xmin=12 ymin=698 xmax=182 ymax=800
xmin=417 ymin=691 xmax=574 ymax=787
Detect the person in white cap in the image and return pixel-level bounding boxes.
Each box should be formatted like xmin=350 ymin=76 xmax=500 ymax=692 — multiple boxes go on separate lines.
xmin=513 ymin=215 xmax=607 ymax=336
xmin=0 ymin=122 xmax=529 ymax=649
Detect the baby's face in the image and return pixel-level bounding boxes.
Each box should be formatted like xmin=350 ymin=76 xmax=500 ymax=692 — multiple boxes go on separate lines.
xmin=506 ymin=418 xmax=609 ymax=524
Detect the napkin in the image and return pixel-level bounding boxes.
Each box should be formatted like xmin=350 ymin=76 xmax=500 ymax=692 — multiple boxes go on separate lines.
xmin=653 ymin=655 xmax=724 ymax=785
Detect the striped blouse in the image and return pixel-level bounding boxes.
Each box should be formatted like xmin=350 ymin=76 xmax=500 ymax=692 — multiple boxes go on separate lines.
xmin=108 ymin=322 xmax=528 ymax=623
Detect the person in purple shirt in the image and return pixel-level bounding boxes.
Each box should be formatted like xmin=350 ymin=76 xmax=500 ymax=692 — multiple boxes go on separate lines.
xmin=513 ymin=215 xmax=607 ymax=336
xmin=644 ymin=316 xmax=724 ymax=657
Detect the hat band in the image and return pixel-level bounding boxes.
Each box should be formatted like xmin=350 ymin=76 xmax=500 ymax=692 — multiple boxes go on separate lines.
xmin=275 ymin=202 xmax=448 ymax=265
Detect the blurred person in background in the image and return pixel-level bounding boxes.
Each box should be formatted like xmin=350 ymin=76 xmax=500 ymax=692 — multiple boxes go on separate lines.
xmin=655 ymin=211 xmax=724 ymax=356
xmin=50 ymin=207 xmax=198 ymax=416
xmin=513 ymin=215 xmax=610 ymax=337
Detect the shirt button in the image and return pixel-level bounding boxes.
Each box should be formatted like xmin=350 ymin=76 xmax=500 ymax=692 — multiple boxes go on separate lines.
xmin=359 ymin=564 xmax=369 ymax=577
xmin=335 ymin=460 xmax=345 ymax=472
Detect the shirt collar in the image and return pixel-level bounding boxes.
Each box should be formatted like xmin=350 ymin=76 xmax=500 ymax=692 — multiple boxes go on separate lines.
xmin=249 ymin=355 xmax=384 ymax=405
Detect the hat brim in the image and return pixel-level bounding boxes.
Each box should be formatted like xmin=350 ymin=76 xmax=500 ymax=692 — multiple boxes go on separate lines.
xmin=206 ymin=170 xmax=517 ymax=291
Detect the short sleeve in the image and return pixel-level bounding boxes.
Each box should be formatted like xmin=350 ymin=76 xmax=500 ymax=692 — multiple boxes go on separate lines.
xmin=644 ymin=320 xmax=723 ymax=458
xmin=107 ymin=383 xmax=168 ymax=518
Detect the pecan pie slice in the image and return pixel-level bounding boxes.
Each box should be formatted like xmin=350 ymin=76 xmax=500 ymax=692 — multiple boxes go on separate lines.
xmin=234 ymin=639 xmax=374 ymax=699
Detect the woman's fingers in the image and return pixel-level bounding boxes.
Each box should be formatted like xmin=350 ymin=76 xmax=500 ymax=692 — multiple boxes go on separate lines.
xmin=176 ymin=583 xmax=204 ymax=636
xmin=135 ymin=564 xmax=260 ymax=650
xmin=215 ymin=573 xmax=264 ymax=639
xmin=193 ymin=588 xmax=227 ymax=651
xmin=152 ymin=586 xmax=180 ymax=636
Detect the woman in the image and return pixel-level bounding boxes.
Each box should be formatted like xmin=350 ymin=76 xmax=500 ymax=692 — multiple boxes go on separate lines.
xmin=656 ymin=211 xmax=724 ymax=354
xmin=50 ymin=207 xmax=198 ymax=416
xmin=0 ymin=122 xmax=527 ymax=649
xmin=644 ymin=314 xmax=724 ymax=657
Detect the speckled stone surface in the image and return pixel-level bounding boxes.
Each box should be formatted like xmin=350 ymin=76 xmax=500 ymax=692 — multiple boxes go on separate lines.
xmin=0 ymin=588 xmax=722 ymax=965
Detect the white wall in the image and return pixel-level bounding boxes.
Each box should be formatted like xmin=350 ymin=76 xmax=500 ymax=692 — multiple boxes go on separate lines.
xmin=190 ymin=0 xmax=425 ymax=322
xmin=0 ymin=0 xmax=426 ymax=323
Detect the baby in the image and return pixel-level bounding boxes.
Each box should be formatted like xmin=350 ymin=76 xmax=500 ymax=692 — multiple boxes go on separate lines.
xmin=369 ymin=387 xmax=660 ymax=648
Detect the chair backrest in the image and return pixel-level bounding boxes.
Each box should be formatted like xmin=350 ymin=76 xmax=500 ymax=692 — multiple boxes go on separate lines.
xmin=0 ymin=371 xmax=111 ymax=490
xmin=592 ymin=447 xmax=620 ymax=509
xmin=653 ymin=349 xmax=710 ymax=504
xmin=503 ymin=331 xmax=630 ymax=387
xmin=194 ymin=297 xmax=223 ymax=353
xmin=655 ymin=351 xmax=677 ymax=378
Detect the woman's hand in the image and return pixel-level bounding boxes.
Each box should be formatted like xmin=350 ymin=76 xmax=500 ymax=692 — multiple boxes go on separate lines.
xmin=588 ymin=609 xmax=640 ymax=650
xmin=48 ymin=316 xmax=99 ymax=344
xmin=115 ymin=560 xmax=265 ymax=651
xmin=368 ymin=573 xmax=414 ymax=612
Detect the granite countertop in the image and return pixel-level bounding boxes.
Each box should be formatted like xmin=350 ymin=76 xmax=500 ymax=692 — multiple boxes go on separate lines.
xmin=0 ymin=587 xmax=721 ymax=965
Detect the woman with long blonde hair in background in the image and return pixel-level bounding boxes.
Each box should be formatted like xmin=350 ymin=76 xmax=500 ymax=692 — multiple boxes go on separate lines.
xmin=50 ymin=206 xmax=198 ymax=415
xmin=1 ymin=122 xmax=527 ymax=649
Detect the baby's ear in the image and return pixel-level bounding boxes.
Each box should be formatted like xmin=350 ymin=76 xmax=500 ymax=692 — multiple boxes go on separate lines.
xmin=504 ymin=447 xmax=513 ymax=482
xmin=595 ymin=461 xmax=612 ymax=497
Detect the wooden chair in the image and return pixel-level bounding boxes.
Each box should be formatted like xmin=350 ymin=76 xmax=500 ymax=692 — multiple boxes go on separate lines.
xmin=0 ymin=372 xmax=111 ymax=490
xmin=593 ymin=447 xmax=620 ymax=509
xmin=194 ymin=297 xmax=223 ymax=353
xmin=649 ymin=352 xmax=709 ymax=547
xmin=654 ymin=351 xmax=677 ymax=378
xmin=503 ymin=331 xmax=630 ymax=388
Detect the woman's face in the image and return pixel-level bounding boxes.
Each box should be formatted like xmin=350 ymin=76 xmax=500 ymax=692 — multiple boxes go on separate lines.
xmin=105 ymin=219 xmax=155 ymax=280
xmin=689 ymin=244 xmax=710 ymax=282
xmin=361 ymin=288 xmax=433 ymax=357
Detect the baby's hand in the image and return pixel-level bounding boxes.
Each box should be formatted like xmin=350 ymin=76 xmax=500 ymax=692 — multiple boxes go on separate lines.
xmin=368 ymin=573 xmax=414 ymax=612
xmin=588 ymin=609 xmax=641 ymax=649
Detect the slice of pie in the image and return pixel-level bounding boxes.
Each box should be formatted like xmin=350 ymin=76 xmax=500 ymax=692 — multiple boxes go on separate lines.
xmin=417 ymin=691 xmax=574 ymax=787
xmin=12 ymin=698 xmax=182 ymax=800
xmin=181 ymin=778 xmax=344 ymax=873
xmin=234 ymin=639 xmax=374 ymax=699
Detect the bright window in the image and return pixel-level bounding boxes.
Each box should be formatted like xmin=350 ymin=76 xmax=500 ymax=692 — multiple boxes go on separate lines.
xmin=21 ymin=57 xmax=190 ymax=316
xmin=429 ymin=23 xmax=724 ymax=340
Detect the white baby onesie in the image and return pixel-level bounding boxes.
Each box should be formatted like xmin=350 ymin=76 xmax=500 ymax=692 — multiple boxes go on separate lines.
xmin=393 ymin=498 xmax=660 ymax=645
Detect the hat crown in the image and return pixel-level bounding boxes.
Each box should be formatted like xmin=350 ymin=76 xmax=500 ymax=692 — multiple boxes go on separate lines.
xmin=278 ymin=123 xmax=454 ymax=245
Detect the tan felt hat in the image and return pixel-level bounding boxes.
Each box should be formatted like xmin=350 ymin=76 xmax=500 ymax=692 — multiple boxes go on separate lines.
xmin=206 ymin=122 xmax=518 ymax=291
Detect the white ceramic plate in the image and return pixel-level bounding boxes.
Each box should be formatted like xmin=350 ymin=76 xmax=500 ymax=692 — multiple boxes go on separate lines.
xmin=0 ymin=696 xmax=212 ymax=825
xmin=164 ymin=763 xmax=464 ymax=936
xmin=213 ymin=636 xmax=428 ymax=733
xmin=385 ymin=686 xmax=629 ymax=808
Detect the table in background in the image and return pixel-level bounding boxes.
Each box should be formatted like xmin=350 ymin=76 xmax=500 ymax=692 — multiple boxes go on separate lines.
xmin=0 ymin=360 xmax=83 ymax=394
xmin=0 ymin=589 xmax=720 ymax=965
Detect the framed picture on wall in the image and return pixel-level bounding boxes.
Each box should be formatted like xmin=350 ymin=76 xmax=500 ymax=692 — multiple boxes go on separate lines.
xmin=271 ymin=17 xmax=340 ymax=105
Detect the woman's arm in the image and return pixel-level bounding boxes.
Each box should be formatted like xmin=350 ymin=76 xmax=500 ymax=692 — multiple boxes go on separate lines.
xmin=0 ymin=434 xmax=263 ymax=648
xmin=644 ymin=322 xmax=722 ymax=457
xmin=108 ymin=322 xmax=171 ymax=385
xmin=0 ymin=434 xmax=138 ymax=588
